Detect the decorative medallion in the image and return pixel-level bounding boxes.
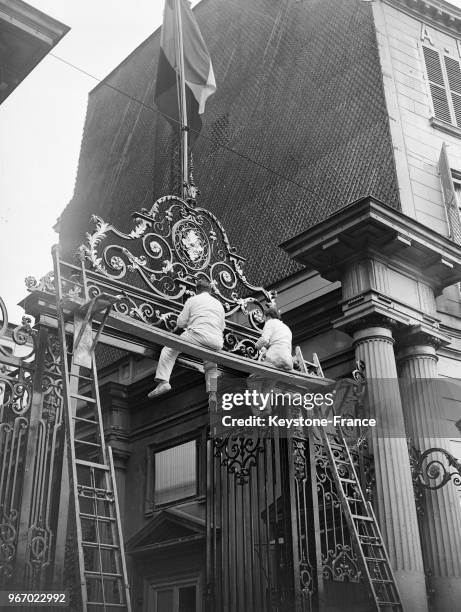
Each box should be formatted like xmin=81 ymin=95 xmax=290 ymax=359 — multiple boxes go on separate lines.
xmin=172 ymin=220 xmax=210 ymax=270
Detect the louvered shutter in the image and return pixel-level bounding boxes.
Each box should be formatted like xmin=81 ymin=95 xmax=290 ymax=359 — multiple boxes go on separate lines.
xmin=439 ymin=143 xmax=461 ymax=244
xmin=444 ymin=56 xmax=461 ymax=126
xmin=423 ymin=46 xmax=452 ymax=123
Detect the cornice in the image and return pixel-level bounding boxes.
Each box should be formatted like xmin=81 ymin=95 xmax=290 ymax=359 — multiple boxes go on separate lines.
xmin=281 ymin=196 xmax=461 ymax=291
xmin=0 ymin=0 xmax=70 ymax=42
xmin=383 ymin=0 xmax=461 ymax=38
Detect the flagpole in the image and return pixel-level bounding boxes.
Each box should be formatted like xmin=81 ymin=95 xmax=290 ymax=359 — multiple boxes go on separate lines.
xmin=174 ymin=0 xmax=189 ymax=200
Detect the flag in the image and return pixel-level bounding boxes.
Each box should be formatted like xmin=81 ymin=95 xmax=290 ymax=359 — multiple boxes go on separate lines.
xmin=155 ymin=0 xmax=216 ymax=142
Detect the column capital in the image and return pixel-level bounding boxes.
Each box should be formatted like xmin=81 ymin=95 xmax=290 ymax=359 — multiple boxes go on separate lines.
xmin=396 ymin=325 xmax=449 ymax=360
xmin=342 ymin=313 xmax=399 ymax=339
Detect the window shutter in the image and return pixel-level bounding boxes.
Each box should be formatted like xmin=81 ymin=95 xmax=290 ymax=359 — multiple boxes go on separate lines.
xmin=423 ymin=47 xmax=452 ymax=124
xmin=439 ymin=143 xmax=461 ymax=244
xmin=444 ymin=56 xmax=461 ymax=126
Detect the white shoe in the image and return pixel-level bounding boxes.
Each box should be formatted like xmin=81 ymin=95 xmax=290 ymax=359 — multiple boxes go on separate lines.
xmin=148 ymin=382 xmax=171 ymax=399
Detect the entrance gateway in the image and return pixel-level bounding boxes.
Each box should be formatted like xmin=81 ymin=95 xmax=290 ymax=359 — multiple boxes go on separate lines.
xmin=0 ymin=194 xmax=401 ymax=611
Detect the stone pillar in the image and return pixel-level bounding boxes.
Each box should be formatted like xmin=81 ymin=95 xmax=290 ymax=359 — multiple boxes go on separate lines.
xmin=101 ymin=382 xmax=130 ymax=526
xmin=398 ymin=336 xmax=461 ymax=612
xmin=352 ymin=322 xmax=428 ymax=612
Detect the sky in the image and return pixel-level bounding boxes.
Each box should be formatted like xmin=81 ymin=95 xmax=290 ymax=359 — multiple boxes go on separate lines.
xmin=2 ymin=0 xmax=461 ymax=326
xmin=0 ymin=0 xmax=170 ymax=324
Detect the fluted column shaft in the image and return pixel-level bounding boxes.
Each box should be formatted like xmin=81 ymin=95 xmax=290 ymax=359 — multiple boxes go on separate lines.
xmin=399 ymin=343 xmax=461 ymax=611
xmin=353 ymin=326 xmax=428 ymax=612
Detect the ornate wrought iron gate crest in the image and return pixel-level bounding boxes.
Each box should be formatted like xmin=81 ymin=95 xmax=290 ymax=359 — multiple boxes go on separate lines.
xmin=26 ymin=195 xmax=278 ymax=358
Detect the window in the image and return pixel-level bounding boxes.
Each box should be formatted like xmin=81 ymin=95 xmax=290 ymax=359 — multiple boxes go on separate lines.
xmin=423 ymin=46 xmax=461 ymax=128
xmin=154 ymin=440 xmax=197 ymax=506
xmin=452 ymin=176 xmax=461 ymax=220
xmin=146 ymin=579 xmax=200 ymax=612
xmin=438 ymin=143 xmax=461 ymax=245
xmin=145 ymin=438 xmax=203 ymax=512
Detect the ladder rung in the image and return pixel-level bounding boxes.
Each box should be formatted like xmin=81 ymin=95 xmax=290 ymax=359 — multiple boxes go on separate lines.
xmin=364 ymin=556 xmax=386 ymax=562
xmin=86 ymin=604 xmax=127 ymax=608
xmin=60 ymin=276 xmax=84 ymax=287
xmin=82 ymin=541 xmax=120 ymax=550
xmin=75 ymin=459 xmax=109 ymax=470
xmin=73 ymin=415 xmax=98 ymax=424
xmin=85 ymin=570 xmax=123 ymax=578
xmin=377 ymin=602 xmax=401 ymax=607
xmin=80 ymin=512 xmax=116 ymax=522
xmin=340 ymin=477 xmax=357 ymax=484
xmin=71 ymin=393 xmax=96 ymax=403
xmin=359 ymin=537 xmax=382 ymax=544
xmin=351 ymin=514 xmax=374 ymax=521
xmin=70 ymin=372 xmax=94 ymax=382
xmin=372 ymin=579 xmax=394 ymax=584
xmin=75 ymin=439 xmax=101 ymax=448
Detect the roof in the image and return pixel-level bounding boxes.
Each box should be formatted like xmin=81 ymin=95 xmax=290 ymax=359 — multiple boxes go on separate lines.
xmin=0 ymin=0 xmax=69 ymax=103
xmin=59 ymin=0 xmax=399 ymax=288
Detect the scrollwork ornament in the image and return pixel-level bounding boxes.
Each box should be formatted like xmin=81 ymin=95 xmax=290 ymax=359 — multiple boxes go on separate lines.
xmin=79 ymin=195 xmax=275 ymax=341
xmin=213 ymin=436 xmax=265 ymax=485
xmin=410 ymin=444 xmax=461 ymax=492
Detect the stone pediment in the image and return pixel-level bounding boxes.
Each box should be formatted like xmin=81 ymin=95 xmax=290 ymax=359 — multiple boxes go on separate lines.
xmin=126 ymin=505 xmax=205 ymax=554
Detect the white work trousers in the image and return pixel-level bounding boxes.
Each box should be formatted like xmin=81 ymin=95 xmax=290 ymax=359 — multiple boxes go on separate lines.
xmin=154 ymin=328 xmax=221 ymax=387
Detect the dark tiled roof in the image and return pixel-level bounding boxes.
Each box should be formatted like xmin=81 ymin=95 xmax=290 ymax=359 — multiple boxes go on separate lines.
xmin=60 ymin=0 xmax=399 ymax=288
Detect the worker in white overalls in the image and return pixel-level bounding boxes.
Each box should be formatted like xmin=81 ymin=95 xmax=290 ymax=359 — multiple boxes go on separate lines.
xmin=248 ymin=307 xmax=294 ymax=413
xmin=255 ymin=306 xmax=293 ymax=371
xmin=148 ymin=278 xmax=225 ymax=399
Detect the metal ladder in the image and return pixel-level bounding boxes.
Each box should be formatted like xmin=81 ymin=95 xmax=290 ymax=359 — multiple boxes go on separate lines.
xmin=53 ymin=247 xmax=132 ymax=612
xmin=296 ymin=348 xmax=403 ymax=610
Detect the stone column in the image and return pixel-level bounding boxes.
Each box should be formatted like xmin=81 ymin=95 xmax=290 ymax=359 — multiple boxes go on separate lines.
xmin=398 ymin=335 xmax=461 ymax=612
xmin=101 ymin=382 xmax=130 ymax=526
xmin=352 ymin=321 xmax=428 ymax=612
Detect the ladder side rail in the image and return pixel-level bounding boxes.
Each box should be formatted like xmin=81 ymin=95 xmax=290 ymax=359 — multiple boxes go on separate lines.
xmin=53 ymin=246 xmax=89 ymax=612
xmin=367 ymin=501 xmax=404 ymax=604
xmin=91 ymin=359 xmax=107 ymax=466
xmin=90 ymin=464 xmax=108 ymax=609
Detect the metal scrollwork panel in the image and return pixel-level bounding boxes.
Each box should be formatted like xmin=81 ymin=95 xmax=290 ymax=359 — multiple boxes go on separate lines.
xmin=409 ymin=444 xmax=461 ymax=494
xmin=81 ymin=195 xmax=275 ymax=328
xmin=314 ymin=437 xmax=361 ymax=583
xmin=23 ymin=332 xmax=64 ymax=589
xmin=26 ymin=197 xmax=277 ymax=360
xmin=213 ymin=436 xmax=265 ymax=485
xmin=291 ymin=438 xmax=315 ymax=606
xmin=0 ymin=297 xmax=35 ymax=585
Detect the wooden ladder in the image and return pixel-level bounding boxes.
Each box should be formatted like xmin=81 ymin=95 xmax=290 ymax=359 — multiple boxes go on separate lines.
xmin=53 ymin=247 xmax=132 ymax=612
xmin=296 ymin=347 xmax=403 ymax=610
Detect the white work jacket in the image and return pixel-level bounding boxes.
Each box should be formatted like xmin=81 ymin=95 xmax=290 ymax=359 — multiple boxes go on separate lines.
xmin=177 ymin=292 xmax=226 ymax=349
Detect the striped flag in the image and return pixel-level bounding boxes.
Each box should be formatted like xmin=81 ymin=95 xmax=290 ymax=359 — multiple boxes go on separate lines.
xmin=155 ymin=0 xmax=216 ymax=142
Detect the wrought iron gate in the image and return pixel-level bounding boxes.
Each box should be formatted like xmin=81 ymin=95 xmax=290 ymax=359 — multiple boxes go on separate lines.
xmin=208 ymin=434 xmax=301 ymax=612
xmin=207 ymin=373 xmax=373 ymax=612
xmin=0 ymin=297 xmax=67 ymax=590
